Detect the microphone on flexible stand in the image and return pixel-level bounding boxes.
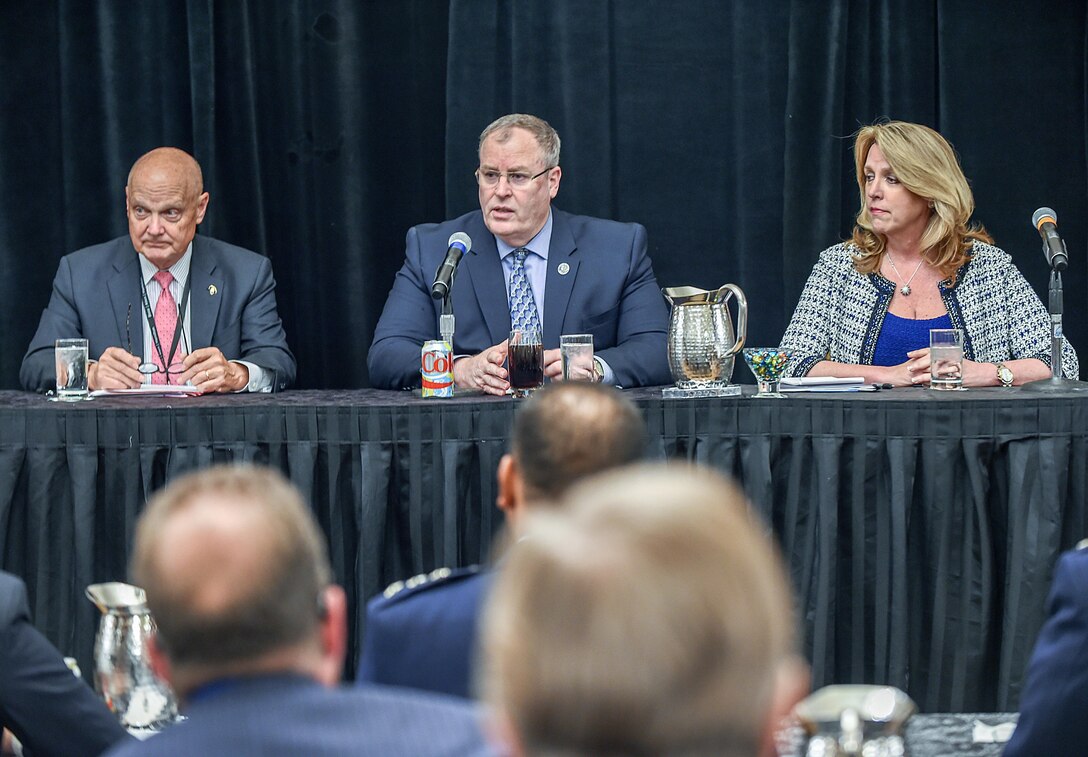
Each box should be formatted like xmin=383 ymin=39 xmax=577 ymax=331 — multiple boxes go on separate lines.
xmin=1032 ymin=207 xmax=1068 ymax=271
xmin=431 ymin=232 xmax=471 ymax=347
xmin=1022 ymin=207 xmax=1088 ymax=392
xmin=431 ymin=233 xmax=472 ymax=300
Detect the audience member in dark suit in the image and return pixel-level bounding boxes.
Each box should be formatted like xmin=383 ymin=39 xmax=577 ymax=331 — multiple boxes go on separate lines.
xmin=357 ymin=381 xmax=648 ymax=698
xmin=21 ymin=147 xmax=295 ymax=394
xmin=368 ymin=113 xmax=670 ymax=391
xmin=104 ymin=465 xmax=493 ymax=757
xmin=480 ymin=465 xmax=809 ymax=757
xmin=0 ymin=570 xmax=129 ymax=757
xmin=1005 ymin=544 xmax=1088 ymax=757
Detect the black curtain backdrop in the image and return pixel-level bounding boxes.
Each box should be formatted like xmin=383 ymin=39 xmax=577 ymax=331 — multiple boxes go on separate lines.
xmin=1 ymin=1 xmax=1086 ymax=391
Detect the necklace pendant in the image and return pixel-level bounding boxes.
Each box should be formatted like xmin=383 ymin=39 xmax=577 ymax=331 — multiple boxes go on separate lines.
xmin=900 ymin=285 xmax=911 ymax=296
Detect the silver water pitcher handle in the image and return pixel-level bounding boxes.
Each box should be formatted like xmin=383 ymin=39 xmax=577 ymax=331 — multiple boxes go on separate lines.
xmin=720 ymin=283 xmax=748 ymax=356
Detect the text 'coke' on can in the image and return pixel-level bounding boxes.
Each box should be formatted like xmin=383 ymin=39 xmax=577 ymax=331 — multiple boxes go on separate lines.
xmin=421 ymin=340 xmax=454 ymax=397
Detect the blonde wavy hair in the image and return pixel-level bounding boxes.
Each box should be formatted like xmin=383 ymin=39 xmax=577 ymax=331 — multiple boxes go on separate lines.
xmin=851 ymin=121 xmax=992 ymax=281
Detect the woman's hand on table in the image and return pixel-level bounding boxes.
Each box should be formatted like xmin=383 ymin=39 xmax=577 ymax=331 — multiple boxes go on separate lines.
xmin=902 ymin=348 xmax=1000 ymax=387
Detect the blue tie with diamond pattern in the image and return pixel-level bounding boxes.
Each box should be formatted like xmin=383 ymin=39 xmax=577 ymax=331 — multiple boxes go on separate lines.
xmin=508 ymin=247 xmax=541 ymax=333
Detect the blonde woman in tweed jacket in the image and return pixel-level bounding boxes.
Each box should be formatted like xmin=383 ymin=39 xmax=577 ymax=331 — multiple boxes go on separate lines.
xmin=781 ymin=121 xmax=1077 ymax=387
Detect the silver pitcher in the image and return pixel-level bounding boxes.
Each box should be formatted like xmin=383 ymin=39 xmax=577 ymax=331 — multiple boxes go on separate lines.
xmin=86 ymin=582 xmax=178 ymax=730
xmin=662 ymin=284 xmax=748 ymax=387
xmin=794 ymin=685 xmax=916 ymax=756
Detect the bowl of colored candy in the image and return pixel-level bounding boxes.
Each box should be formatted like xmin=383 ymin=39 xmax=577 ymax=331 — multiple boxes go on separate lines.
xmin=742 ymin=348 xmax=792 ymax=398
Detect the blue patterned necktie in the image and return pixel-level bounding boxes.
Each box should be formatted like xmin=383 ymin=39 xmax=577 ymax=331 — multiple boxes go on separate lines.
xmin=508 ymin=247 xmax=542 ymax=333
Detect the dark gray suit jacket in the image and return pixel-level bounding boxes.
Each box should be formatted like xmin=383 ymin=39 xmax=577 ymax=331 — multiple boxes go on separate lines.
xmin=103 ymin=674 xmax=495 ymax=757
xmin=368 ymin=208 xmax=670 ymax=389
xmin=1005 ymin=548 xmax=1088 ymax=757
xmin=21 ymin=234 xmax=295 ymax=392
xmin=0 ymin=571 xmax=130 ymax=756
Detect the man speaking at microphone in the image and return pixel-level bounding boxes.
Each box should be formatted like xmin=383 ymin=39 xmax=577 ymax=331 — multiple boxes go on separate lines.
xmin=368 ymin=113 xmax=671 ymax=393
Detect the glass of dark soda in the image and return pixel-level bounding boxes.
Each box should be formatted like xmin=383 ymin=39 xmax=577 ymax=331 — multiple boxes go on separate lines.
xmin=508 ymin=327 xmax=544 ymax=397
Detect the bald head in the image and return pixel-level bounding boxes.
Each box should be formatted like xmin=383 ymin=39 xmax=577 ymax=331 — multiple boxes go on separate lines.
xmin=127 ymin=147 xmax=204 ymax=197
xmin=511 ymin=382 xmax=647 ymax=502
xmin=132 ymin=466 xmax=331 ymax=674
xmin=149 ymin=493 xmax=280 ymax=623
xmin=125 ymin=147 xmax=209 ymax=269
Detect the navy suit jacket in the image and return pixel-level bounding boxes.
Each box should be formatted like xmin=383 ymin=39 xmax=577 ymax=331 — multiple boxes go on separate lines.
xmin=0 ymin=571 xmax=130 ymax=756
xmin=356 ymin=568 xmax=492 ymax=700
xmin=103 ymin=674 xmax=495 ymax=757
xmin=1005 ymin=549 xmax=1088 ymax=756
xmin=21 ymin=234 xmax=296 ymax=392
xmin=368 ymin=208 xmax=671 ymax=389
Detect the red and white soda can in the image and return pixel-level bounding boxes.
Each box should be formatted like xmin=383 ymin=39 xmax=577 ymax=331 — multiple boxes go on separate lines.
xmin=421 ymin=340 xmax=454 ymax=397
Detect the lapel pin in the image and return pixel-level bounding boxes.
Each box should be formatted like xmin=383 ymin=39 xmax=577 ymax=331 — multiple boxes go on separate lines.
xmin=208 ymin=284 xmax=218 ymax=296
xmin=557 ymin=263 xmax=570 ymax=275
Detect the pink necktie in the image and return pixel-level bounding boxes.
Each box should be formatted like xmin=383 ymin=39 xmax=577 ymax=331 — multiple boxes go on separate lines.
xmin=151 ymin=271 xmax=177 ymax=384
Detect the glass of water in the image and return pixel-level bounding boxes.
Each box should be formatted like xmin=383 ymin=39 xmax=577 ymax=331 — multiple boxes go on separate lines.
xmin=55 ymin=338 xmax=89 ymax=400
xmin=560 ymin=334 xmax=594 ymax=381
xmin=929 ymin=329 xmax=964 ymax=390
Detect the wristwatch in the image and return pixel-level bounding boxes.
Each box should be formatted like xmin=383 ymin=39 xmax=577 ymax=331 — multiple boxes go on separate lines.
xmin=592 ymin=357 xmax=605 ymax=383
xmin=996 ymin=362 xmax=1013 ymax=387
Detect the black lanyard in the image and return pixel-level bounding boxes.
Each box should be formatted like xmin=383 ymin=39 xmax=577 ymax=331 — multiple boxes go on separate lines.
xmin=139 ymin=272 xmax=192 ymax=370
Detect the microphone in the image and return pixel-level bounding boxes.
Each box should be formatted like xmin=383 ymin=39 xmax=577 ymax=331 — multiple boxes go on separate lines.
xmin=1033 ymin=207 xmax=1069 ymax=271
xmin=431 ymin=232 xmax=471 ymax=300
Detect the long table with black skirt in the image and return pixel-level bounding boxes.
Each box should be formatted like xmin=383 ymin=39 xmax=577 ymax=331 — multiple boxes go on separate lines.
xmin=0 ymin=386 xmax=1085 ymax=713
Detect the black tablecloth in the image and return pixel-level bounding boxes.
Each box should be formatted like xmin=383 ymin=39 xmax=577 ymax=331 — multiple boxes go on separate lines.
xmin=1 ymin=387 xmax=1085 ymax=712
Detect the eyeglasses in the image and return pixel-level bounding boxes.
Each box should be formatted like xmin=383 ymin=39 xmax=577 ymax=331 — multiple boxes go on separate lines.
xmin=475 ymin=166 xmax=554 ymax=189
xmin=138 ymin=362 xmax=187 ymax=382
xmin=127 ymin=303 xmax=190 ymax=384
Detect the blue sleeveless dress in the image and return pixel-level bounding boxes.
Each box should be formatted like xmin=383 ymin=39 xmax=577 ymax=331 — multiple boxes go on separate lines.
xmin=871 ymin=312 xmax=953 ymax=366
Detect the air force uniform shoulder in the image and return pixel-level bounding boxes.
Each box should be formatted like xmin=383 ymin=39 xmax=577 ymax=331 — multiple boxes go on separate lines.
xmin=375 ymin=565 xmax=484 ymax=605
xmin=358 ymin=565 xmax=492 ymax=698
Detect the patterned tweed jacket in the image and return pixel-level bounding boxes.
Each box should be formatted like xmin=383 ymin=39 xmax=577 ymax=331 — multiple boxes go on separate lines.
xmin=780 ymin=242 xmax=1079 ymax=378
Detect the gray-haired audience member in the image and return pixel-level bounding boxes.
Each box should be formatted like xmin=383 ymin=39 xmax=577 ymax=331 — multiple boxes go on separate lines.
xmin=357 ymin=382 xmax=648 ymax=698
xmin=481 ymin=464 xmax=809 ymax=757
xmin=104 ymin=465 xmax=493 ymax=757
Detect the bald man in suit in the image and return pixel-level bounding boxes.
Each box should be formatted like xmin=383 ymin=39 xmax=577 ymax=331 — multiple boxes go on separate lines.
xmin=22 ymin=147 xmax=294 ymax=394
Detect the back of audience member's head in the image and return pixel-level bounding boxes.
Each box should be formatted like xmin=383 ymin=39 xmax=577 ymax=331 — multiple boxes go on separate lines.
xmin=481 ymin=464 xmax=807 ymax=757
xmin=131 ymin=464 xmax=342 ymax=697
xmin=508 ymin=381 xmax=647 ymax=504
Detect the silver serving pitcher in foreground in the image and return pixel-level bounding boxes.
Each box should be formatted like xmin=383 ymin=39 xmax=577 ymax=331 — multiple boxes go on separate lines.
xmin=662 ymin=284 xmax=748 ymax=388
xmin=86 ymin=582 xmax=178 ymax=730
xmin=794 ymin=685 xmax=916 ymax=756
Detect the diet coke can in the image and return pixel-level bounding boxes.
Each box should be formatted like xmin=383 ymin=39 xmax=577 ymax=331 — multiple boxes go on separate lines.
xmin=421 ymin=340 xmax=454 ymax=397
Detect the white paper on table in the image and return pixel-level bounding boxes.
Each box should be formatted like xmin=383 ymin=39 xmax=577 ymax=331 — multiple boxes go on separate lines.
xmin=972 ymin=720 xmax=1016 ymax=743
xmin=89 ymin=385 xmax=202 ymax=398
xmin=781 ymin=377 xmax=874 ymax=392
